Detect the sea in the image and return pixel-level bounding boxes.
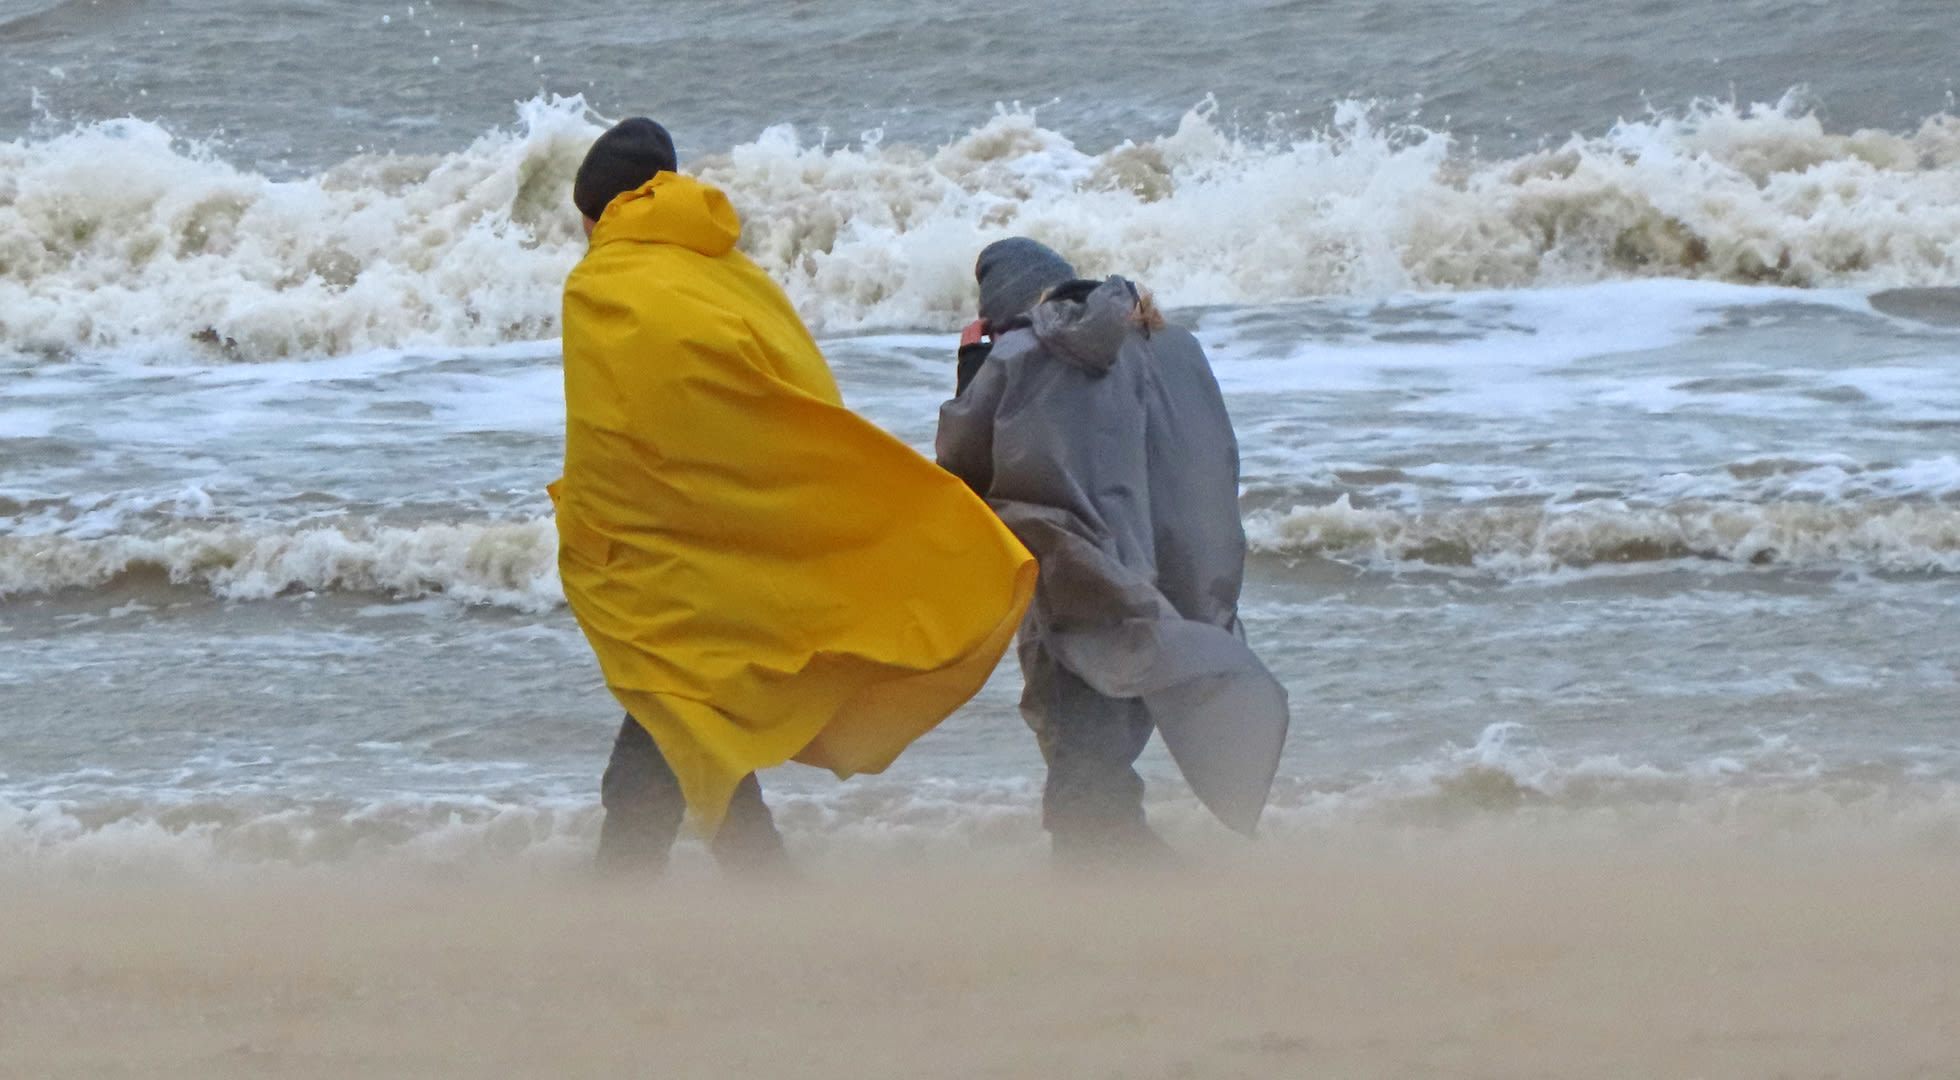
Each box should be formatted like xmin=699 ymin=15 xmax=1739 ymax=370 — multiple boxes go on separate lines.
xmin=2 ymin=0 xmax=1958 ymax=875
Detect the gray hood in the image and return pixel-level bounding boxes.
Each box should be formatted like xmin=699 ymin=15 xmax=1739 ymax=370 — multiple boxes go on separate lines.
xmin=1029 ymin=277 xmax=1142 ymax=376
xmin=975 ymin=237 xmax=1076 ymax=331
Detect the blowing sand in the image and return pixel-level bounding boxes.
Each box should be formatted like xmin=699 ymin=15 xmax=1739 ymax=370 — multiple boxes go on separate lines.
xmin=3 ymin=837 xmax=1956 ymax=1079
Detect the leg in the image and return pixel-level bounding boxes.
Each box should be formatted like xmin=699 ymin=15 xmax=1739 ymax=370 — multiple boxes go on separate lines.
xmin=595 ymin=712 xmax=686 ymax=875
xmin=708 ymin=772 xmax=793 ymax=878
xmin=1020 ymin=643 xmax=1168 ymax=864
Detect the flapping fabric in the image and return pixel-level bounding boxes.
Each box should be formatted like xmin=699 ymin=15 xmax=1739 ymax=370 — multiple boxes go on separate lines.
xmin=937 ymin=277 xmax=1289 ymax=835
xmin=1000 ymin=504 xmax=1287 ymax=835
xmin=552 ymin=172 xmax=1035 ymax=833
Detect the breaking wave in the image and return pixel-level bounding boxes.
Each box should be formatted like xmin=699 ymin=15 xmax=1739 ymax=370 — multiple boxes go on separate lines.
xmin=0 ymin=96 xmax=596 ymax=360
xmin=4 ymin=93 xmax=1959 ymax=359
xmin=0 ymin=517 xmax=561 ymax=609
xmin=4 ymin=494 xmax=1959 ymax=611
xmin=1248 ymin=496 xmax=1960 ymax=577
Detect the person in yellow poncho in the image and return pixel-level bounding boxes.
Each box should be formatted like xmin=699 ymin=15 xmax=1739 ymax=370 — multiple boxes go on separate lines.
xmin=551 ymin=118 xmax=1036 ymax=875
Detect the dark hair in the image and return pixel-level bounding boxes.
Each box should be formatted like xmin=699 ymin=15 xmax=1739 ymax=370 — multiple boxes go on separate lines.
xmin=572 ymin=117 xmax=678 ymax=222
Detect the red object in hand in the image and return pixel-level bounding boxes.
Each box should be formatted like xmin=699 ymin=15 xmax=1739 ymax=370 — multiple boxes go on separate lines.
xmin=959 ymin=319 xmax=987 ymax=348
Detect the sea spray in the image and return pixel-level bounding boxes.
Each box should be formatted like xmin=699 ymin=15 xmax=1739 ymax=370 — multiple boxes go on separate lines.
xmin=0 ymin=96 xmax=602 ymax=360
xmin=4 ymin=96 xmax=1959 ymax=360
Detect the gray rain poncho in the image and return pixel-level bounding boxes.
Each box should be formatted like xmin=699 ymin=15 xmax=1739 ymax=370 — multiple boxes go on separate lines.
xmin=936 ymin=277 xmax=1289 ymax=834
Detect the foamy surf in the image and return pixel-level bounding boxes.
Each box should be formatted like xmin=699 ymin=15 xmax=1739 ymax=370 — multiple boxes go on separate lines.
xmin=5 ymin=95 xmax=1960 ymax=360
xmin=6 ymin=726 xmax=1957 ymax=876
xmin=0 ymin=518 xmax=561 ymax=609
xmin=1247 ymin=496 xmax=1960 ymax=577
xmin=4 ymin=494 xmax=1959 ymax=611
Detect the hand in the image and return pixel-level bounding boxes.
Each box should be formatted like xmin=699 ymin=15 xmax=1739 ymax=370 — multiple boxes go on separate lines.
xmin=959 ymin=319 xmax=987 ymax=348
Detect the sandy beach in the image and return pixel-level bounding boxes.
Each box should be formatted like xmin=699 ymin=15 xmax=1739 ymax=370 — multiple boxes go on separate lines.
xmin=4 ymin=835 xmax=1955 ymax=1079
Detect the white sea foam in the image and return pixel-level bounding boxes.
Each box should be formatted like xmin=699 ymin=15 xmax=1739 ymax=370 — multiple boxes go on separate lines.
xmin=0 ymin=517 xmax=562 ymax=609
xmin=4 ymin=95 xmax=1958 ymax=359
xmin=0 ymin=793 xmax=600 ymax=877
xmin=0 ymin=96 xmax=599 ymax=360
xmin=4 ymin=493 xmax=1960 ymax=610
xmin=5 ymin=733 xmax=1956 ymax=876
xmin=1247 ymin=496 xmax=1960 ymax=576
xmin=723 ymin=98 xmax=1960 ymax=332
xmin=1257 ymin=723 xmax=1960 ymax=848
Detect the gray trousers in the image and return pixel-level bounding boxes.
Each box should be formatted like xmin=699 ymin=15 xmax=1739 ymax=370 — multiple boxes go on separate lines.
xmin=595 ymin=713 xmax=788 ymax=875
xmin=1020 ymin=643 xmax=1167 ymax=859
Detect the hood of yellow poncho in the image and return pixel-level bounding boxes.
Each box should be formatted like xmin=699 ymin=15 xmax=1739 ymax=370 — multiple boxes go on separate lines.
xmin=592 ymin=171 xmax=742 ymax=255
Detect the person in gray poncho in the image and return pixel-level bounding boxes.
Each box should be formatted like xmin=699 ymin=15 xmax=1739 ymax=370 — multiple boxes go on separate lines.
xmin=937 ymin=238 xmax=1290 ymax=861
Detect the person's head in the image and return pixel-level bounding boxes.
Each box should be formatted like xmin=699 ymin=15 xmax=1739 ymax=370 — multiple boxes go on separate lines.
xmin=574 ymin=117 xmax=679 ymax=235
xmin=975 ymin=238 xmax=1076 ymax=332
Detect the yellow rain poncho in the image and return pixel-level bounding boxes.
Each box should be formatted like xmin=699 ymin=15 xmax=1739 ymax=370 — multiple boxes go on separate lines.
xmin=549 ymin=172 xmax=1035 ymax=833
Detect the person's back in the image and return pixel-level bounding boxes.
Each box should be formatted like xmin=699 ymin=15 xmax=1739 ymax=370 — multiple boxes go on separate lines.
xmin=561 ymin=171 xmax=842 ymax=542
xmin=566 ymin=179 xmax=835 ymax=400
xmin=1139 ymin=319 xmax=1246 ymax=632
xmin=976 ymin=280 xmax=1157 ymax=576
xmin=977 ymin=281 xmax=1241 ymax=617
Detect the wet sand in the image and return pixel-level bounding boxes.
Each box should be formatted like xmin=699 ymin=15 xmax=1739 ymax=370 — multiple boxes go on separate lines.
xmin=3 ymin=839 xmax=1956 ymax=1079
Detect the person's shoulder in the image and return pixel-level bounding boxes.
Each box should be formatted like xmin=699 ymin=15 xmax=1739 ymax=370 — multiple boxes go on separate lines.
xmin=985 ymin=325 xmax=1044 ymax=368
xmin=565 ymin=242 xmax=666 ymax=297
xmin=570 ymin=243 xmax=737 ymax=305
xmin=1142 ymin=320 xmax=1213 ymax=369
xmin=1147 ymin=318 xmax=1203 ymax=351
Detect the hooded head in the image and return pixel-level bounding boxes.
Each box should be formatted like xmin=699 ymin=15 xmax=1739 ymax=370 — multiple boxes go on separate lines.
xmin=975 ymin=238 xmax=1076 ymax=332
xmin=574 ymin=117 xmax=679 ymax=224
xmin=1030 ymin=276 xmax=1158 ymax=376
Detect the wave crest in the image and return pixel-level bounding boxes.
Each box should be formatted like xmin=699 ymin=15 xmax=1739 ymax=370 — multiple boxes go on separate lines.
xmin=1248 ymin=496 xmax=1960 ymax=576
xmin=0 ymin=518 xmax=561 ymax=609
xmin=0 ymin=96 xmax=599 ymax=359
xmin=4 ymin=95 xmax=1959 ymax=358
xmin=3 ymin=494 xmax=1958 ymax=613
